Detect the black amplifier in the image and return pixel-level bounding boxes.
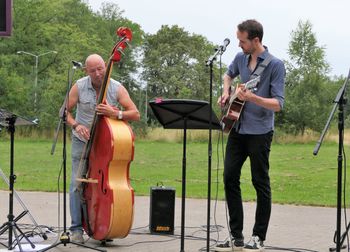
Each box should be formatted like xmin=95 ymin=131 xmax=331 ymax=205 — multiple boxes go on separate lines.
xmin=149 ymin=186 xmax=175 ymax=234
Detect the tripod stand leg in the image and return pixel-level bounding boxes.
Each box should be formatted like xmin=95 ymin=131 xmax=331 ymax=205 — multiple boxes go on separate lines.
xmin=38 ymin=232 xmax=107 ymax=252
xmin=0 ymin=167 xmax=48 ymax=240
xmin=11 ymin=225 xmax=23 ymax=252
xmin=0 ymin=221 xmax=9 ymax=235
xmin=0 ymin=210 xmax=27 ymax=234
xmin=11 ymin=221 xmax=35 ymax=251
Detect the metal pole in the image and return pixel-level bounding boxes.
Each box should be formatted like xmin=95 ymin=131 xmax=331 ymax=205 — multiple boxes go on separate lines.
xmin=17 ymin=50 xmax=57 ymax=112
xmin=145 ymin=83 xmax=148 ymax=122
xmin=34 ymin=56 xmax=38 ymax=112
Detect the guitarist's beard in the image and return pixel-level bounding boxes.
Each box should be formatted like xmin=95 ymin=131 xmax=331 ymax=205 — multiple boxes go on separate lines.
xmin=242 ymin=48 xmax=253 ymax=55
xmin=241 ymin=46 xmax=256 ymax=55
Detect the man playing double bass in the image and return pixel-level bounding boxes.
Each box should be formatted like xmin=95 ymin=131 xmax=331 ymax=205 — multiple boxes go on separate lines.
xmin=66 ymin=53 xmax=140 ymax=243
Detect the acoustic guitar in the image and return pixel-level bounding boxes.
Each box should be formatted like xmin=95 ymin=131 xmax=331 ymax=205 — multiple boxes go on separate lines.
xmin=220 ymin=76 xmax=260 ymax=133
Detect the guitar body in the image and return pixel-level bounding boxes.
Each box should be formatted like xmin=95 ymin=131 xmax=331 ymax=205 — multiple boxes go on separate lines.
xmin=221 ymin=95 xmax=245 ymax=133
xmin=83 ymin=116 xmax=135 ymax=240
xmin=220 ymin=76 xmax=261 ymax=133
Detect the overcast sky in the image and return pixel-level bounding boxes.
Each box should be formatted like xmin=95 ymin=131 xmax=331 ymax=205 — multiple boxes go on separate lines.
xmin=88 ymin=0 xmax=349 ymax=77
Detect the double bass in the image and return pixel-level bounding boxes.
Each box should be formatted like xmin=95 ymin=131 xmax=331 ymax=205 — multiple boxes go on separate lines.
xmin=78 ymin=27 xmax=135 ymax=240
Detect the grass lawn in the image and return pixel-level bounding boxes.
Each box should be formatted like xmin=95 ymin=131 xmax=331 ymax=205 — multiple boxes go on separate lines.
xmin=0 ymin=137 xmax=344 ymax=207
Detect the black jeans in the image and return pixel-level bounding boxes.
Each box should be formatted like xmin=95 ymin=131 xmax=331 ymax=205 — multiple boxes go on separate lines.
xmin=224 ymin=130 xmax=273 ymax=241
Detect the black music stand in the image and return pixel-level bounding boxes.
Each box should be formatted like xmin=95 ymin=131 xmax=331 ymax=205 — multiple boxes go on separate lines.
xmin=0 ymin=109 xmax=37 ymax=251
xmin=149 ymin=99 xmax=221 ymax=252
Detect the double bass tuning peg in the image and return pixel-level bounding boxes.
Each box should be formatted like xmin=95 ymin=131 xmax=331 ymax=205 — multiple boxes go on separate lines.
xmin=117 ymin=47 xmax=126 ymax=55
xmin=116 ymin=27 xmax=132 ymax=41
xmin=124 ymin=39 xmax=131 ymax=47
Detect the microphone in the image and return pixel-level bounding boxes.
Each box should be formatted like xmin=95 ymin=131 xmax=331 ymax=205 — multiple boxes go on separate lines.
xmin=72 ymin=60 xmax=83 ymax=68
xmin=221 ymin=38 xmax=230 ymax=52
xmin=206 ymin=38 xmax=230 ymax=66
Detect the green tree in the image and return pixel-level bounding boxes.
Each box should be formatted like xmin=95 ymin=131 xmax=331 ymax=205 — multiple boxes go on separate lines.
xmin=286 ymin=20 xmax=330 ymax=84
xmin=0 ymin=0 xmax=143 ymax=134
xmin=279 ymin=20 xmax=337 ymax=135
xmin=142 ymin=25 xmax=219 ymax=101
xmin=96 ymin=2 xmax=144 ymax=103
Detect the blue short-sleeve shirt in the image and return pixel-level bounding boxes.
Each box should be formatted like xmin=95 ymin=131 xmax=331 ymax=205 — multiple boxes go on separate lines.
xmin=226 ymin=48 xmax=285 ymax=134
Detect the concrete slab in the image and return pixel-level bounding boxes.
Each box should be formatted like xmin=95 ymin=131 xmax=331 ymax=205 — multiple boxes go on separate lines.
xmin=0 ymin=191 xmax=339 ymax=251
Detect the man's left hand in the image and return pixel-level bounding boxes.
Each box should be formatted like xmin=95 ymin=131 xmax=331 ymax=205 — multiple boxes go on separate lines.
xmin=237 ymin=84 xmax=254 ymax=101
xmin=96 ymin=103 xmax=119 ymax=118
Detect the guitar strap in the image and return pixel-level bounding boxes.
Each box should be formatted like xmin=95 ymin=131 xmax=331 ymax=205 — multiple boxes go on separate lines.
xmin=250 ymin=53 xmax=273 ymax=80
xmin=234 ymin=53 xmax=273 ymax=132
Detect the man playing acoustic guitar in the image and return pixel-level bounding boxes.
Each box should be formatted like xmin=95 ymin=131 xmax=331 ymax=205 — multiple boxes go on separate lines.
xmin=216 ymin=19 xmax=285 ymax=252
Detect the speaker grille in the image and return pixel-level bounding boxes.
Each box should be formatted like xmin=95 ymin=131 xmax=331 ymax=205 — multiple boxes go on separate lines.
xmin=149 ymin=186 xmax=175 ymax=234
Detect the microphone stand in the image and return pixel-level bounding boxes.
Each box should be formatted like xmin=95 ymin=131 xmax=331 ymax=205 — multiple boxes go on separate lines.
xmin=313 ymin=69 xmax=350 ymax=252
xmin=43 ymin=63 xmax=105 ymax=252
xmin=205 ymin=45 xmax=227 ymax=252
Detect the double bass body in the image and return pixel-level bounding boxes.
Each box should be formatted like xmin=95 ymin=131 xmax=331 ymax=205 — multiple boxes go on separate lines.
xmin=83 ymin=117 xmax=134 ymax=240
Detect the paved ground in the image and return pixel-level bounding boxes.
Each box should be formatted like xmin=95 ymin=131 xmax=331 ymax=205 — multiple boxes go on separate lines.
xmin=0 ymin=190 xmax=343 ymax=252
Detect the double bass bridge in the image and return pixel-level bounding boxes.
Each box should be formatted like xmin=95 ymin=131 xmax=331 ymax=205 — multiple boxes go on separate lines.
xmin=76 ymin=178 xmax=98 ymax=184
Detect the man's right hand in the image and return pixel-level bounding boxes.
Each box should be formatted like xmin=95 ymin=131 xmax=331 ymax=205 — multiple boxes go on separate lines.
xmin=217 ymin=93 xmax=230 ymax=108
xmin=75 ymin=124 xmax=90 ymax=140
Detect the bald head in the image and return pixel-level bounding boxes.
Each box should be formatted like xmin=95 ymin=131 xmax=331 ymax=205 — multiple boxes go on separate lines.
xmin=85 ymin=54 xmax=106 ymax=88
xmin=85 ymin=54 xmax=105 ymax=68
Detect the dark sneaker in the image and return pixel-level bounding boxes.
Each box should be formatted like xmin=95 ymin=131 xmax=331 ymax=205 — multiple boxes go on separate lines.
xmin=214 ymin=237 xmax=244 ymax=251
xmin=243 ymin=235 xmax=264 ymax=251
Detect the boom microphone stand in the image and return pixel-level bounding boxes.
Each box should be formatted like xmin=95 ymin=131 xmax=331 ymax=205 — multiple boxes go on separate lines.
xmin=41 ymin=61 xmax=105 ymax=252
xmin=313 ymin=69 xmax=350 ymax=252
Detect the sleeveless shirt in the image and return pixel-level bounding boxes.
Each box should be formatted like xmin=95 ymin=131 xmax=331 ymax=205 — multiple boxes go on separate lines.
xmin=72 ymin=76 xmax=121 ymax=141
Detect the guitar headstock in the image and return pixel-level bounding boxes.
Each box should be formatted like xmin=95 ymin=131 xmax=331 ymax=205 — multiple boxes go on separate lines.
xmin=244 ymin=76 xmax=260 ymax=91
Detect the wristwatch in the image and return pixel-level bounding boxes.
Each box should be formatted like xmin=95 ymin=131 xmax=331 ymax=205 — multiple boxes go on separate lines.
xmin=118 ymin=110 xmax=123 ymax=120
xmin=72 ymin=122 xmax=79 ymax=130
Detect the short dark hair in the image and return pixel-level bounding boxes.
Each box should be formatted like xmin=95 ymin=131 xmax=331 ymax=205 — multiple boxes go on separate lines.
xmin=237 ymin=19 xmax=263 ymax=42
